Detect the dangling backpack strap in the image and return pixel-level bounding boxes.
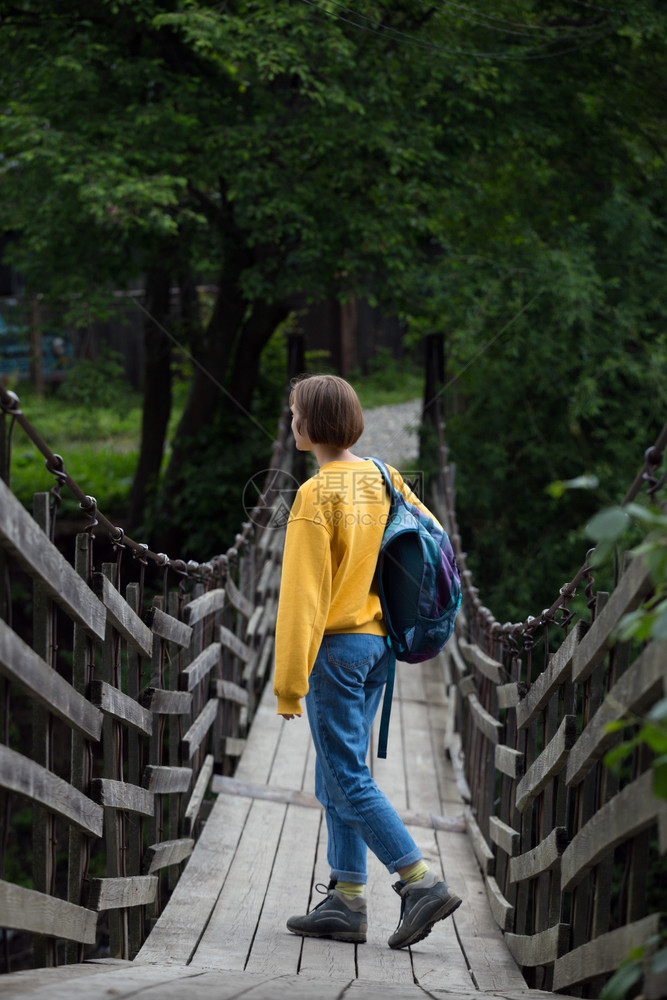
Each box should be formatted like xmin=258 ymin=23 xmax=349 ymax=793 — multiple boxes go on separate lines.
xmin=377 ymin=639 xmax=396 ymax=759
xmin=368 ymin=456 xmax=397 ymax=759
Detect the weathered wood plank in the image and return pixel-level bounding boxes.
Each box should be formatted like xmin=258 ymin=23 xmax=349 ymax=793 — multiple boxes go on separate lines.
xmin=445 ymin=637 xmax=468 ymax=681
xmin=561 ymin=769 xmax=667 ymax=891
xmin=244 ymin=806 xmax=326 ymax=979
xmin=256 ymin=558 xmax=275 ymax=596
xmin=92 ymin=573 xmax=153 ymax=658
xmin=509 ymin=827 xmax=568 ymax=883
xmin=142 ymin=765 xmax=192 ymax=794
xmin=484 ymin=874 xmax=514 ymax=931
xmin=444 ymin=696 xmax=472 ymax=804
xmin=572 ymin=557 xmax=653 ymax=683
xmin=66 ymin=532 xmax=96 ymax=964
xmin=219 ymin=625 xmax=253 ymax=662
xmin=256 ymin=560 xmax=280 ymax=598
xmin=136 ymin=796 xmax=253 ymax=965
xmin=497 ymin=682 xmax=525 ymax=709
xmin=224 ymin=575 xmax=254 ymax=619
xmin=211 ymin=678 xmax=249 ymax=706
xmin=182 ymin=587 xmax=225 ymax=627
xmin=553 ymin=913 xmax=661 ymax=991
xmin=136 ymin=690 xmax=280 ymax=964
xmin=98 ymin=562 xmax=124 ymax=955
xmin=0 ymin=879 xmax=97 ymax=944
xmin=516 ymin=622 xmax=587 ymax=730
xmin=180 ymin=643 xmax=221 ymax=692
xmin=181 ymin=699 xmax=218 ymax=760
xmin=143 ymin=837 xmax=195 ymax=874
xmin=183 ymin=754 xmax=214 ymax=836
xmin=489 ymin=815 xmax=521 ymax=857
xmin=90 ymin=680 xmax=152 ymax=736
xmin=458 ymin=674 xmax=477 ymax=698
xmin=464 ymin=807 xmax=495 ymax=874
xmin=495 ymin=744 xmax=525 ymax=779
xmin=212 ymin=775 xmax=466 ymax=832
xmin=434 ymin=825 xmax=526 ymax=992
xmin=223 ymin=736 xmax=247 ymax=758
xmin=0 ymin=959 xmax=137 ymax=996
xmin=298 ymin=797 xmax=356 ymax=980
xmin=142 ymin=687 xmax=192 ymax=715
xmin=0 ymin=619 xmax=102 ymax=741
xmin=505 ymin=922 xmax=569 ymax=968
xmin=459 ymin=638 xmax=504 ymax=683
xmin=401 ymin=696 xmax=442 ymax=812
xmin=515 ymin=715 xmax=576 ymax=813
xmin=245 ymin=604 xmax=265 ymax=641
xmin=468 ymin=693 xmax=502 ymax=744
xmin=145 ymin=605 xmax=193 ymax=648
xmin=87 ymin=875 xmax=158 ymax=911
xmin=566 ymin=641 xmax=667 ymax=787
xmin=0 ymin=966 xmax=481 ymax=999
xmin=91 ymin=778 xmax=154 ymax=817
xmin=0 ymin=478 xmax=106 ymax=639
xmin=32 ymin=496 xmax=65 ymax=971
xmin=193 ymin=798 xmax=288 ymax=970
xmin=392 ymin=827 xmax=470 ymax=991
xmin=0 ymin=744 xmax=103 ymax=836
xmin=212 ymin=774 xmax=319 ymax=809
xmin=249 ymin=634 xmax=272 ymax=686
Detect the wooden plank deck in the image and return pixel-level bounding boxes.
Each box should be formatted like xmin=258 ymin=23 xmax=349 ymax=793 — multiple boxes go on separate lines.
xmin=0 ymin=658 xmax=580 ymax=1000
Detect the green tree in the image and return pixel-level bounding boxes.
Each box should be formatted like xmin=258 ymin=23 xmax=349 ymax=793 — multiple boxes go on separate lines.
xmin=404 ymin=1 xmax=667 ymax=621
xmin=0 ymin=0 xmax=471 ymax=549
xmin=1 ymin=0 xmax=665 ymax=571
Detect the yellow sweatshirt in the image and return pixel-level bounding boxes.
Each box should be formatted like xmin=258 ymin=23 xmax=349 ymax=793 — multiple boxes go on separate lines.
xmin=273 ymin=459 xmax=436 ymax=715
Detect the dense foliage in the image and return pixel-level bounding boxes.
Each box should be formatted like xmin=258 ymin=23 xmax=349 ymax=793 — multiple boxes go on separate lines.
xmin=1 ymin=1 xmax=665 ymax=607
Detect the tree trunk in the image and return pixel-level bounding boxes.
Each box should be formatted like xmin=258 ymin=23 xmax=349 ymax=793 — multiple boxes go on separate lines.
xmin=152 ymin=288 xmax=288 ymax=556
xmin=127 ymin=268 xmax=172 ymax=531
xmin=225 ymin=300 xmax=290 ymax=413
xmin=162 ymin=265 xmax=246 ymax=489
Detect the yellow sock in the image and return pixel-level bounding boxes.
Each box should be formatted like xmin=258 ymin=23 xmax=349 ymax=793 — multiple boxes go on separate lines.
xmin=336 ymin=880 xmax=365 ymax=898
xmin=401 ymin=860 xmax=429 ymax=884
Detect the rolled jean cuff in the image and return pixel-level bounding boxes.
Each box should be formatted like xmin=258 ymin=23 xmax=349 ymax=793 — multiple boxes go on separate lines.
xmin=331 ymin=868 xmax=368 ymax=884
xmin=387 ymin=848 xmax=423 ymax=875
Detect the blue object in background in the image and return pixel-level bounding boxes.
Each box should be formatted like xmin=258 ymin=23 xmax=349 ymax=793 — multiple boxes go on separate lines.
xmin=0 ymin=310 xmax=73 ymax=382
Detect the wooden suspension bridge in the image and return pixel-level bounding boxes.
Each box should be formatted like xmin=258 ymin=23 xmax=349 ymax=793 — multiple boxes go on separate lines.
xmin=0 ymin=381 xmax=665 ymax=1000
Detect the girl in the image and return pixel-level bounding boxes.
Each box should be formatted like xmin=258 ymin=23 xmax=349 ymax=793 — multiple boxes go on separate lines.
xmin=273 ymin=374 xmax=461 ymax=948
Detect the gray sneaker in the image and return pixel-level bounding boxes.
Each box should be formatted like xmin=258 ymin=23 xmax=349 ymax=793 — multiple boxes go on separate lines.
xmin=388 ymin=870 xmax=461 ymax=949
xmin=287 ymin=881 xmax=368 ymax=943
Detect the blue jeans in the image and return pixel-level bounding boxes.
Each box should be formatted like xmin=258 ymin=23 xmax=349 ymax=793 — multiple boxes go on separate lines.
xmin=304 ymin=632 xmax=422 ymax=884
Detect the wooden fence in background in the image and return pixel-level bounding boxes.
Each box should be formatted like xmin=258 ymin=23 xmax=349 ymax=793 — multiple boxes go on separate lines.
xmin=433 ymin=426 xmax=666 ymax=999
xmin=0 ymin=398 xmax=290 ymax=970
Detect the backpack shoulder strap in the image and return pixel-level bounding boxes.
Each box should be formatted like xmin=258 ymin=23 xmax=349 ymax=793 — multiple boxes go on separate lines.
xmin=366 ymin=456 xmax=395 ymax=496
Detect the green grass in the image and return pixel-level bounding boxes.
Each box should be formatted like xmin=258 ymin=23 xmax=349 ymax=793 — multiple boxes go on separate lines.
xmin=6 ymin=381 xmax=143 ymax=518
xmin=5 ymin=349 xmax=423 ymax=519
xmin=353 ymin=371 xmax=423 ymax=409
xmin=346 ymin=350 xmax=424 ymax=409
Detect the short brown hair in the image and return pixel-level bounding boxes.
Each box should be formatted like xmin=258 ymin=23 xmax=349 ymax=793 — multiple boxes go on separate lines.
xmin=290 ymin=374 xmax=364 ymax=449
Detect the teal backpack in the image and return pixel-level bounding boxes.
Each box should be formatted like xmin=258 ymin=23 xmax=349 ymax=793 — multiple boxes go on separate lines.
xmin=369 ymin=458 xmax=462 ymax=757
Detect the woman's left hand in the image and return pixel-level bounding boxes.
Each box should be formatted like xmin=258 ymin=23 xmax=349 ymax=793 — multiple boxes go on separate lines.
xmin=280 ymin=713 xmax=299 ymax=721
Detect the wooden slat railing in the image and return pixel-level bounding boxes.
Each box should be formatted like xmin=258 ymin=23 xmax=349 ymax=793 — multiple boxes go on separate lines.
xmin=434 ymin=425 xmax=666 ymax=999
xmin=0 ymin=392 xmax=292 ymax=970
